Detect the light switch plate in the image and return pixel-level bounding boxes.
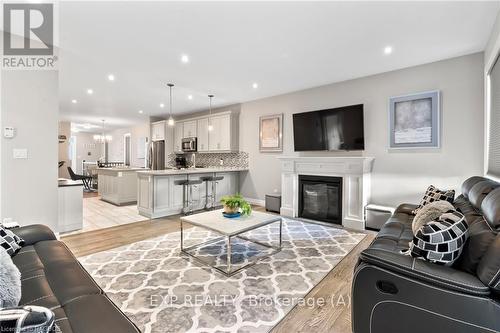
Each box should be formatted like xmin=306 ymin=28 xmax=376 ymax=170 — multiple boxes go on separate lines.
xmin=13 ymin=148 xmax=28 ymax=159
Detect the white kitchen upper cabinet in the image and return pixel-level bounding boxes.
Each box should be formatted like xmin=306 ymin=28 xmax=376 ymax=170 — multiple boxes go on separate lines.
xmin=208 ymin=116 xmax=221 ymax=151
xmin=183 ymin=120 xmax=197 ymax=138
xmin=209 ymin=114 xmax=233 ymax=151
xmin=174 ymin=122 xmax=184 ymax=153
xmin=197 ymin=118 xmax=209 ymax=152
xmin=218 ymin=114 xmax=231 ymax=151
xmin=151 ymin=121 xmax=166 ymax=141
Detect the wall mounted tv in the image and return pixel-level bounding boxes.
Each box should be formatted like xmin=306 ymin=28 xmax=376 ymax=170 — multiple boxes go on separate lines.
xmin=293 ymin=104 xmax=364 ymax=151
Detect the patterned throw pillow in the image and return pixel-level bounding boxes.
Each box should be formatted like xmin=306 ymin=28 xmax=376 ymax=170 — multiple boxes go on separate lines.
xmin=0 ymin=226 xmax=24 ymax=256
xmin=410 ymin=210 xmax=468 ymax=266
xmin=412 ymin=185 xmax=455 ymax=215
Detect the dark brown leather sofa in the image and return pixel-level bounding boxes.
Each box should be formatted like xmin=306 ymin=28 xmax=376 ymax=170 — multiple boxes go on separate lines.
xmin=8 ymin=225 xmax=140 ymax=333
xmin=352 ymin=176 xmax=500 ymax=333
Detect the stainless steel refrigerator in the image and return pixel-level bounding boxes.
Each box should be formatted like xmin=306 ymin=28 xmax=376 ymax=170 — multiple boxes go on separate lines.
xmin=148 ymin=140 xmax=165 ymax=170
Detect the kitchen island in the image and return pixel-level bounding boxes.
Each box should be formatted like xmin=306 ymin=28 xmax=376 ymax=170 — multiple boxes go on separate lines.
xmin=96 ymin=167 xmax=146 ymax=205
xmin=136 ymin=167 xmax=248 ymax=218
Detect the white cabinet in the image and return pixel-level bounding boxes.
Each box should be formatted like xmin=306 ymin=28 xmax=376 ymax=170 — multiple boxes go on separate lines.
xmin=215 ymin=172 xmax=239 ymax=202
xmin=98 ymin=170 xmax=138 ymax=205
xmin=151 ymin=110 xmax=238 ymax=153
xmin=174 ymin=122 xmax=184 ymax=153
xmin=137 ymin=171 xmax=240 ymax=219
xmin=151 ymin=121 xmax=166 ymax=141
xmin=58 ymin=184 xmax=83 ymax=233
xmin=183 ymin=120 xmax=197 ymax=138
xmin=208 ymin=114 xmax=235 ymax=152
xmin=197 ymin=118 xmax=209 ymax=152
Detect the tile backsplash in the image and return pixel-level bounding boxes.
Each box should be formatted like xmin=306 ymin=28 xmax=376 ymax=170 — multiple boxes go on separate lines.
xmin=167 ymin=151 xmax=249 ymax=169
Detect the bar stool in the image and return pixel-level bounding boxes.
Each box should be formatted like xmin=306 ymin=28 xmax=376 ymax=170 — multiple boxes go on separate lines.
xmin=201 ymin=175 xmax=224 ymax=210
xmin=175 ymin=179 xmax=203 ymax=215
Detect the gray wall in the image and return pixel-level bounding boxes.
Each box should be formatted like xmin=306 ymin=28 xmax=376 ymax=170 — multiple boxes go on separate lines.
xmin=1 ymin=70 xmax=59 ymax=230
xmin=239 ymin=53 xmax=484 ymax=207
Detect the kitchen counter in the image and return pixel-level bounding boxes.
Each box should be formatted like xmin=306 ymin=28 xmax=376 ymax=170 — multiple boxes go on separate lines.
xmin=96 ymin=167 xmax=147 ymax=174
xmin=136 ymin=167 xmax=248 ymax=176
xmin=97 ymin=167 xmax=144 ymax=205
xmin=137 ymin=167 xmax=247 ymax=219
xmin=57 ymin=179 xmax=83 ymax=233
xmin=58 ymin=179 xmax=84 ymax=187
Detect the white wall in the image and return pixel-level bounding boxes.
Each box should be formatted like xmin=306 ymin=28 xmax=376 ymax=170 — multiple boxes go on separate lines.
xmin=58 ymin=121 xmax=71 ymax=178
xmin=107 ymin=122 xmax=149 ymax=167
xmin=73 ymin=132 xmax=102 ymax=174
xmin=239 ymin=53 xmax=484 ymax=207
xmin=1 ymin=70 xmax=59 ymax=230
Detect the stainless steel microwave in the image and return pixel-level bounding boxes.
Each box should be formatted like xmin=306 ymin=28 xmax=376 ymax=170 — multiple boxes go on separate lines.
xmin=181 ymin=137 xmax=197 ymax=152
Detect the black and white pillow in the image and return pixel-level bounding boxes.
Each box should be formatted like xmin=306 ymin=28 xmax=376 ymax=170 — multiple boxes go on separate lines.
xmin=412 ymin=185 xmax=455 ymax=215
xmin=0 ymin=226 xmax=24 ymax=256
xmin=410 ymin=210 xmax=468 ymax=266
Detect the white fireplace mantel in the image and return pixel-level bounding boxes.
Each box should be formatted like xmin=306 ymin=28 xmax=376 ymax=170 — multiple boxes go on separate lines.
xmin=277 ymin=156 xmax=374 ymax=230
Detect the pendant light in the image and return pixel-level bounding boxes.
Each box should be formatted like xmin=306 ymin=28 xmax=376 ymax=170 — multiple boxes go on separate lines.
xmin=208 ymin=94 xmax=214 ymax=131
xmin=167 ymin=83 xmax=175 ymax=126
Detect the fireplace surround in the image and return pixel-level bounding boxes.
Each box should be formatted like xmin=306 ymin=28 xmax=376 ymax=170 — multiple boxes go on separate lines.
xmin=278 ymin=156 xmax=374 ymax=230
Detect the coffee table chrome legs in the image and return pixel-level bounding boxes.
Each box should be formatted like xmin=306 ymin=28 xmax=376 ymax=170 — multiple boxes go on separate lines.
xmin=180 ymin=218 xmax=283 ymax=276
xmin=226 ymin=236 xmax=232 ymax=274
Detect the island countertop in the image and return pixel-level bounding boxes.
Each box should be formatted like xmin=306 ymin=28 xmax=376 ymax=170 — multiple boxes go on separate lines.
xmin=96 ymin=167 xmax=147 ymax=173
xmin=136 ymin=167 xmax=248 ymax=176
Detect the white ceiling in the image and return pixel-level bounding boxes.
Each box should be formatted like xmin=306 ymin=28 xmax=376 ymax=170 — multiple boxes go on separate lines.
xmin=59 ymin=1 xmax=500 ymax=130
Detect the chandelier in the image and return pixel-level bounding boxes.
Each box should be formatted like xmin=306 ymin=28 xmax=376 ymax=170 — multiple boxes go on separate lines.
xmin=93 ymin=120 xmax=112 ymax=143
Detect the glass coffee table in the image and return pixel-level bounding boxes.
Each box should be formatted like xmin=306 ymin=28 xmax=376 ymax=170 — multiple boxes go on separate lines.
xmin=180 ymin=209 xmax=282 ymax=276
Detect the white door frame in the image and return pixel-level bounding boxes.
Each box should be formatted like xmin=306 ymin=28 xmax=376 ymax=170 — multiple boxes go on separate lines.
xmin=124 ymin=133 xmax=132 ymax=166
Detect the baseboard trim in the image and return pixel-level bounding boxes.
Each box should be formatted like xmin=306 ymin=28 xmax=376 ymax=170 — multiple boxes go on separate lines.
xmin=244 ymin=197 xmax=266 ymax=207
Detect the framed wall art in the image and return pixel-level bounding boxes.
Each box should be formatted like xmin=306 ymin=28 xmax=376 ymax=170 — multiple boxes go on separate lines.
xmin=259 ymin=114 xmax=283 ymax=152
xmin=389 ymin=90 xmax=440 ymax=149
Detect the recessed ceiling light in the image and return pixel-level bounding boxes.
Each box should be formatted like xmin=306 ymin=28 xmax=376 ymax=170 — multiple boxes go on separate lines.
xmin=138 ymin=110 xmax=143 ymax=114
xmin=187 ymin=95 xmax=193 ymax=100
xmin=252 ymin=82 xmax=258 ymax=89
xmin=87 ymin=89 xmax=93 ymax=95
xmin=181 ymin=54 xmax=189 ymax=63
xmin=384 ymin=46 xmax=393 ymax=55
xmin=160 ymin=103 xmax=165 ymax=108
xmin=71 ymin=99 xmax=77 ymax=104
xmin=107 ymin=74 xmax=115 ymax=81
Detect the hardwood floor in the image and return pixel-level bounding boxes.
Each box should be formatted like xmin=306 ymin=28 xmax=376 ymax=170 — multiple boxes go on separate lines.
xmin=61 ymin=207 xmax=375 ymax=332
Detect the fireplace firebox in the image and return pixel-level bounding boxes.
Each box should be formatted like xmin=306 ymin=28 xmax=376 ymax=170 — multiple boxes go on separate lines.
xmin=298 ymin=175 xmax=342 ymax=224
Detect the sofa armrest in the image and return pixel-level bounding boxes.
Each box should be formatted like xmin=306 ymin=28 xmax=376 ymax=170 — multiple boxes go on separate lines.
xmin=11 ymin=225 xmax=56 ymax=246
xmin=360 ymin=248 xmax=490 ymax=296
xmin=394 ymin=203 xmax=418 ymax=215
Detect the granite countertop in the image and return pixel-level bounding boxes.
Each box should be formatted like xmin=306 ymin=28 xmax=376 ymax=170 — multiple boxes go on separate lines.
xmin=58 ymin=179 xmax=84 ymax=187
xmin=96 ymin=167 xmax=147 ymax=172
xmin=137 ymin=167 xmax=249 ymax=176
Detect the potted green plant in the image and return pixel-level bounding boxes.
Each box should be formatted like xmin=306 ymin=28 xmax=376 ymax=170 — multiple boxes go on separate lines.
xmin=220 ymin=194 xmax=252 ymax=216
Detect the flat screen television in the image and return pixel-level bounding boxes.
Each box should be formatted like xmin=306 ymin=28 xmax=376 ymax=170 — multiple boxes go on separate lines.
xmin=293 ymin=104 xmax=364 ymax=151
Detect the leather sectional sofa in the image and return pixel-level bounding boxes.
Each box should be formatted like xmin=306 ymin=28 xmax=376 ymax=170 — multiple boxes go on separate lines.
xmin=7 ymin=225 xmax=139 ymax=333
xmin=352 ymin=176 xmax=500 ymax=333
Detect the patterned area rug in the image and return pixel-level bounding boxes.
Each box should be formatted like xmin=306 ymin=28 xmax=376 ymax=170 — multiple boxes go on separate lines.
xmin=79 ymin=218 xmax=365 ymax=333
